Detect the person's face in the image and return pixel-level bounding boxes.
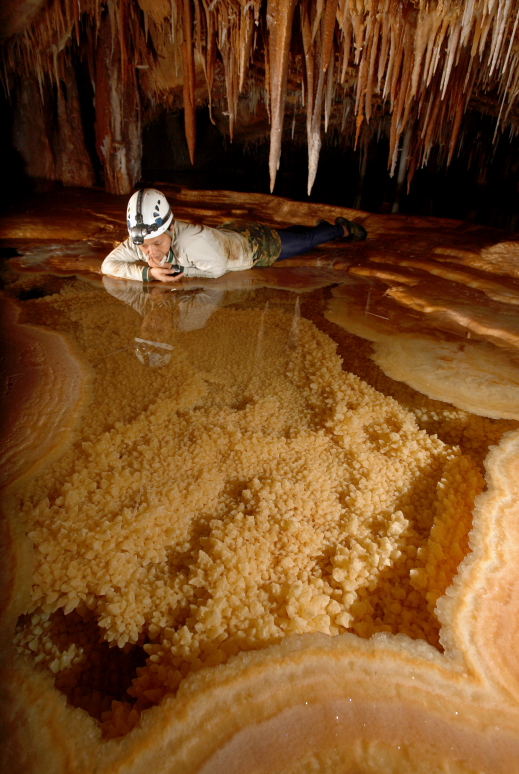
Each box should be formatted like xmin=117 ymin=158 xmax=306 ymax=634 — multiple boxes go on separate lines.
xmin=140 ymin=232 xmax=172 ymax=261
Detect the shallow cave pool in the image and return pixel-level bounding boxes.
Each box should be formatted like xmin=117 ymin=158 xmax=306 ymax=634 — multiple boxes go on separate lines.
xmin=2 ymin=187 xmax=519 ymax=774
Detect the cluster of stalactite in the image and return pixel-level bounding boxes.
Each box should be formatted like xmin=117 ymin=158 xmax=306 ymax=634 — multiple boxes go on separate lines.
xmin=2 ymin=0 xmax=519 ymax=195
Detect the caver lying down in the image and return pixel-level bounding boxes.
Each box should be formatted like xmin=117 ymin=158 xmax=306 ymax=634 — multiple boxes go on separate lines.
xmin=101 ymin=188 xmax=367 ymax=283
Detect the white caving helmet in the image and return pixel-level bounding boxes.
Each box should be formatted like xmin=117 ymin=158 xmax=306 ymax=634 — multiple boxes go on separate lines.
xmin=127 ymin=189 xmax=174 ymax=245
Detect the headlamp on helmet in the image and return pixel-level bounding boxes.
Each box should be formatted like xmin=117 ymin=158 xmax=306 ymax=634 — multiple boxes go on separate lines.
xmin=127 ymin=189 xmax=174 ymax=245
xmin=134 ymin=337 xmax=174 ymax=368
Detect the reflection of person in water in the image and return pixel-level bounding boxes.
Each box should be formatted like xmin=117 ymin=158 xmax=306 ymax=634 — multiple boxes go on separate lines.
xmin=102 ymin=275 xmax=251 ymax=367
xmin=134 ymin=301 xmax=176 ymax=368
xmin=101 ymin=188 xmax=367 ymax=283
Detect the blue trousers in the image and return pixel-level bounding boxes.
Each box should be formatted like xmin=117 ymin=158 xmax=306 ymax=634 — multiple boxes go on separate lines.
xmin=277 ymin=222 xmax=344 ymax=260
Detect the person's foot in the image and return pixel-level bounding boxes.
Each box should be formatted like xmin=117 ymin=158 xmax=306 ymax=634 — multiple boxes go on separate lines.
xmin=316 ymin=219 xmax=332 ymax=226
xmin=335 ymin=216 xmax=367 ymax=242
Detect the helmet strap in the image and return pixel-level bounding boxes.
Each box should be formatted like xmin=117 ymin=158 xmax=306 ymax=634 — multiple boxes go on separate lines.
xmin=136 ymin=189 xmax=145 ymax=225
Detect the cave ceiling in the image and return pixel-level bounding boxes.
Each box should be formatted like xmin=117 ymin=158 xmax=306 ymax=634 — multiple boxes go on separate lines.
xmin=2 ymin=0 xmax=519 ymax=196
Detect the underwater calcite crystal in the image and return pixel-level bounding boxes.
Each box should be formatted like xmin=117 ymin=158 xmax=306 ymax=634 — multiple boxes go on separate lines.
xmin=0 ymin=283 xmax=518 ymax=773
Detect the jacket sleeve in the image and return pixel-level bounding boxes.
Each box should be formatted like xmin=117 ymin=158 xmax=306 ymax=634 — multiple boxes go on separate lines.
xmin=101 ymin=239 xmax=150 ymax=281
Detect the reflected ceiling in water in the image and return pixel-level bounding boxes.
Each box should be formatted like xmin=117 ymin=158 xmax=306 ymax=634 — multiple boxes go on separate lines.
xmin=1 ymin=187 xmax=519 ymax=773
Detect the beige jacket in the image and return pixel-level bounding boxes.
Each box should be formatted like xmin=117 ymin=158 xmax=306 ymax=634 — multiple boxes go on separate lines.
xmin=102 ymin=220 xmax=255 ymax=281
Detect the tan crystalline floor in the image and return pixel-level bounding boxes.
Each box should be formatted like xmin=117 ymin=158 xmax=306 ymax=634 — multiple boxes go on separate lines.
xmin=1 ymin=187 xmax=519 ymax=773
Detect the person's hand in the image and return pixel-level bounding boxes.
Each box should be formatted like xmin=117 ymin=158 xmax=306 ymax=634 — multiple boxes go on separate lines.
xmin=148 ymin=254 xmax=167 ymax=268
xmin=149 ymin=266 xmax=184 ymax=282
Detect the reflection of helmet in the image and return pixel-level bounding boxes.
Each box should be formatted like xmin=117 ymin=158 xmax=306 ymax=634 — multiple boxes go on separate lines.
xmin=134 ymin=337 xmax=174 ymax=368
xmin=127 ymin=189 xmax=174 ymax=245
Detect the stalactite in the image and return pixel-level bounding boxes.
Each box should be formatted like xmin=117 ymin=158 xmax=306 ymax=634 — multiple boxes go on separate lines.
xmin=355 ymin=14 xmax=373 ymax=119
xmin=478 ymin=7 xmax=494 ymax=58
xmin=324 ymin=44 xmax=334 ymax=132
xmin=338 ymin=4 xmax=352 ymax=83
xmin=306 ymin=6 xmax=326 ymax=194
xmin=321 ymin=0 xmax=339 ymax=72
xmin=489 ymin=0 xmax=512 ymax=75
xmin=426 ymin=15 xmax=449 ymax=88
xmin=239 ymin=1 xmax=259 ymax=92
xmin=421 ymin=12 xmax=443 ymax=90
xmin=181 ymin=0 xmax=196 ymax=163
xmin=263 ymin=23 xmax=271 ymax=120
xmin=311 ymin=0 xmax=324 ymax=42
xmin=193 ymin=0 xmax=202 ymax=56
xmin=350 ymin=10 xmax=365 ymax=66
xmin=216 ymin=1 xmax=245 ymax=140
xmin=440 ymin=20 xmax=461 ymax=98
xmin=410 ymin=12 xmax=431 ymax=100
xmin=381 ymin=23 xmax=395 ymax=100
xmin=364 ymin=18 xmax=380 ymax=123
xmin=200 ymin=0 xmax=216 ymax=119
xmin=376 ymin=15 xmax=390 ymax=90
xmin=267 ymin=0 xmax=298 ymax=191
